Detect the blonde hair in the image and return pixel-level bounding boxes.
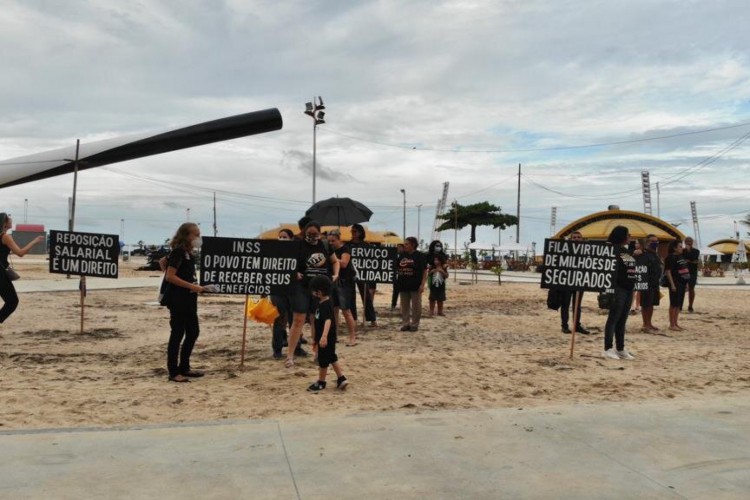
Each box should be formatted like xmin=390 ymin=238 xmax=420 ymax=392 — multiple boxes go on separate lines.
xmin=170 ymin=223 xmax=198 ymax=251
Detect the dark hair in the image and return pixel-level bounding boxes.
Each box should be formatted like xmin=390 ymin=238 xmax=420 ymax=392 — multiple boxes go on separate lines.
xmin=297 ymin=216 xmax=312 ymax=231
xmin=279 ymin=228 xmax=294 ymax=239
xmin=607 ymin=225 xmax=629 ymax=245
xmin=405 ymin=236 xmax=418 ymax=248
xmin=428 ymin=240 xmax=443 ymax=254
xmin=304 ymin=221 xmax=321 ymax=232
xmin=309 ymin=275 xmax=332 ymax=295
xmin=0 ymin=212 xmax=9 ymax=232
xmin=646 ymin=234 xmax=656 ymax=239
xmin=668 ymin=239 xmax=682 ymax=253
xmin=351 ymin=224 xmax=366 ymax=241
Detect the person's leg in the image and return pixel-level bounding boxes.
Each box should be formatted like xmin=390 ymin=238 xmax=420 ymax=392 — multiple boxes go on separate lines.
xmin=331 ymin=361 xmax=344 ymax=379
xmin=437 ymin=300 xmax=444 ymax=315
xmin=399 ymin=291 xmax=411 ymax=329
xmin=365 ymin=285 xmax=377 ymax=324
xmin=604 ymin=288 xmax=628 ymax=351
xmin=641 ymin=306 xmax=653 ymax=329
xmin=614 ymin=290 xmax=632 ymax=351
xmin=675 ymin=286 xmax=685 ymax=328
xmin=286 ymin=312 xmax=307 ymax=363
xmin=688 ymin=284 xmax=696 ymax=311
xmin=559 ymin=290 xmax=571 ymax=331
xmin=429 ymin=298 xmax=436 ymax=316
xmin=167 ymin=306 xmax=187 ymax=379
xmin=0 ymin=276 xmax=19 ymax=323
xmin=343 ymin=309 xmax=356 ymax=344
xmin=391 ymin=282 xmax=399 ymax=309
xmin=411 ymin=291 xmax=422 ymax=329
xmin=318 ymin=366 xmax=328 ymax=383
xmin=270 ymin=295 xmax=287 ymax=356
xmin=178 ymin=295 xmax=200 ymax=375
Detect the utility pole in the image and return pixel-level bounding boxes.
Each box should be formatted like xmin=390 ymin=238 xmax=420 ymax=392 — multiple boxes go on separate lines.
xmin=24 ymin=199 xmax=28 ymax=223
xmin=416 ymin=204 xmax=423 ymax=247
xmin=186 ymin=208 xmax=190 ymax=222
xmin=69 ymin=139 xmax=80 ymax=232
xmin=213 ymin=192 xmax=217 ymax=236
xmin=656 ymin=182 xmax=661 ymax=218
xmin=516 ymin=163 xmax=521 ymax=243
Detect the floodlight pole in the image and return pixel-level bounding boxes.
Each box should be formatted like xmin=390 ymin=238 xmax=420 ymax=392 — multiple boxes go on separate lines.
xmin=305 ymin=97 xmax=326 ymax=204
xmin=69 ymin=139 xmax=80 ymax=232
xmin=400 ymin=189 xmax=406 ymax=239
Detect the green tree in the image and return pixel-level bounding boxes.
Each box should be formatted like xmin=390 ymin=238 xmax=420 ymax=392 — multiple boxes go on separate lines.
xmin=437 ymin=202 xmax=518 ymax=262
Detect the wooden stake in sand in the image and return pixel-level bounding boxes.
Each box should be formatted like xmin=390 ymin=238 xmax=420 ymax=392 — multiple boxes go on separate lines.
xmin=79 ymin=276 xmax=86 ymax=334
xmin=569 ymin=290 xmax=582 ymax=359
xmin=240 ymin=294 xmax=250 ymax=369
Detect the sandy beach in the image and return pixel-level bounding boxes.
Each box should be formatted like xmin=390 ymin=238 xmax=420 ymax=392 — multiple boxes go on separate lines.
xmin=1 ymin=257 xmax=748 ymax=430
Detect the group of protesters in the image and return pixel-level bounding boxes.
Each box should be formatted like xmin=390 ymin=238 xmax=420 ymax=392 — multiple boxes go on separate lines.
xmin=553 ymin=228 xmax=700 ymax=361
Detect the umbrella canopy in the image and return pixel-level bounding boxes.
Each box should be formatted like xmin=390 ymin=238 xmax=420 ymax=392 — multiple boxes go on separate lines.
xmin=305 ymin=197 xmax=373 ymax=227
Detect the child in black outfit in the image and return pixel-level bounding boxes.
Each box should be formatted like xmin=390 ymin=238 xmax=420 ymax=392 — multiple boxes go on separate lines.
xmin=307 ymin=275 xmax=349 ymax=392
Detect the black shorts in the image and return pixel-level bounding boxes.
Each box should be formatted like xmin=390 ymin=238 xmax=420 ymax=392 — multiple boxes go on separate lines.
xmin=669 ymin=285 xmax=686 ymax=309
xmin=290 ymin=281 xmax=316 ymax=315
xmin=334 ymin=282 xmax=355 ymax=310
xmin=429 ymin=287 xmax=446 ymax=302
xmin=640 ymin=288 xmax=660 ymax=308
xmin=687 ymin=275 xmax=698 ymax=287
xmin=316 ymin=338 xmax=338 ymax=368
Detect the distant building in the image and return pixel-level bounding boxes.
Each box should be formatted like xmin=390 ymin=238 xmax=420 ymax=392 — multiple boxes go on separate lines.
xmin=13 ymin=224 xmax=47 ymax=255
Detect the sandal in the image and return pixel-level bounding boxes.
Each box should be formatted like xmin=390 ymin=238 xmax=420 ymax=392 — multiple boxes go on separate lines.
xmin=284 ymin=358 xmax=295 ymax=368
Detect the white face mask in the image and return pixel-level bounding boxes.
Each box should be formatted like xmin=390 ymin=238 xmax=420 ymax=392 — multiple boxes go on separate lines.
xmin=192 ymin=236 xmax=203 ymax=250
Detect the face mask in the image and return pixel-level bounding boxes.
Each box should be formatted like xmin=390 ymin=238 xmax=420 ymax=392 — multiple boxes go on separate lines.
xmin=434 ymin=245 xmax=442 ymax=252
xmin=649 ymin=242 xmax=658 ymax=250
xmin=192 ymin=237 xmax=203 ymax=250
xmin=305 ymin=234 xmax=319 ymax=244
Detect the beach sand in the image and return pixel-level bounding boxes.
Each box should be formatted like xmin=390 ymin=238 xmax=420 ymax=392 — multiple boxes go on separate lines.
xmin=1 ymin=258 xmax=749 ymax=430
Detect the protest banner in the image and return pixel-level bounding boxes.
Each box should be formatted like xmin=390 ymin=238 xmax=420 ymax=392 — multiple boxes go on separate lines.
xmin=541 ymin=238 xmax=617 ymax=359
xmin=49 ymin=230 xmax=120 ymax=278
xmin=349 ymin=243 xmax=397 ymax=284
xmin=49 ymin=230 xmax=120 ymax=333
xmin=632 ymin=257 xmax=650 ymax=292
xmin=540 ymin=239 xmax=616 ymax=292
xmin=200 ymin=237 xmax=300 ymax=296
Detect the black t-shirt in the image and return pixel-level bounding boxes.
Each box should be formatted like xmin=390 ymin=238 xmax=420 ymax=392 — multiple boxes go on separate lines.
xmin=396 ymin=250 xmax=426 ymax=292
xmin=297 ymin=240 xmax=332 ymax=284
xmin=683 ymin=247 xmax=700 ymax=275
xmin=314 ymin=299 xmax=337 ymax=342
xmin=167 ymin=248 xmax=196 ymax=297
xmin=642 ymin=249 xmax=663 ymax=287
xmin=665 ymin=253 xmax=690 ymax=284
xmin=333 ymin=244 xmax=354 ymax=284
xmin=614 ymin=245 xmax=637 ymax=291
xmin=0 ymin=236 xmax=10 ymax=269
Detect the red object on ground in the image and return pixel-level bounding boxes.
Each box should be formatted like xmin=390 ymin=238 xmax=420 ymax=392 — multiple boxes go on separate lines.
xmin=15 ymin=224 xmax=45 ymax=232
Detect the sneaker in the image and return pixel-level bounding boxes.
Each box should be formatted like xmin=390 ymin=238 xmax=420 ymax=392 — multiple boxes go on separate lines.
xmin=300 ymin=337 xmax=309 ymax=345
xmin=336 ymin=376 xmax=348 ymax=390
xmin=617 ymin=349 xmax=635 ymax=360
xmin=295 ymin=347 xmax=309 ymax=357
xmin=307 ymin=381 xmax=326 ymax=392
xmin=400 ymin=325 xmax=411 ymax=332
xmin=575 ymin=326 xmax=591 ymax=335
xmin=602 ymin=348 xmax=620 ymax=360
xmin=561 ymin=326 xmax=572 ymax=334
xmin=410 ymin=325 xmax=419 ymax=332
xmin=272 ymin=352 xmax=284 ymax=360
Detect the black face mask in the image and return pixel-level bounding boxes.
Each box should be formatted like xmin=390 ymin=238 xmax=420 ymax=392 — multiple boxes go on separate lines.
xmin=305 ymin=234 xmax=319 ymax=244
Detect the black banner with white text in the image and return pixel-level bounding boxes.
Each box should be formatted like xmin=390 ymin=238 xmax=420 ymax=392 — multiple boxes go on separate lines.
xmin=49 ymin=230 xmax=120 ymax=278
xmin=540 ymin=239 xmax=616 ymax=292
xmin=349 ymin=243 xmax=397 ymax=283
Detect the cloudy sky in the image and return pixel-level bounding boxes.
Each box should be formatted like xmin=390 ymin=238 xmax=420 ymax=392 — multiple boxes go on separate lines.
xmin=1 ymin=0 xmax=749 ymax=251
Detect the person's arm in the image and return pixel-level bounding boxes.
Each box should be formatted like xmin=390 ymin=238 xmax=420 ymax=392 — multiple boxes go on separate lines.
xmin=319 ymin=318 xmax=331 ymax=348
xmin=338 ymin=251 xmax=351 ymax=269
xmin=665 ymin=257 xmax=677 ymax=291
xmin=2 ymin=233 xmax=44 ymax=258
xmin=329 ymin=252 xmax=340 ymax=282
xmin=165 ymin=266 xmax=204 ymax=293
xmin=419 ymin=258 xmax=428 ymax=294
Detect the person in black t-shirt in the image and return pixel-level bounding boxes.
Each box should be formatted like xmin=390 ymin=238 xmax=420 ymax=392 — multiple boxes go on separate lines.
xmin=307 ymin=276 xmax=348 ymax=392
xmin=665 ymin=239 xmax=690 ymax=331
xmin=162 ymin=222 xmax=206 ymax=383
xmin=683 ymin=237 xmax=700 ymax=312
xmin=428 ymin=252 xmax=448 ymax=316
xmin=396 ymin=236 xmax=428 ymax=331
xmin=327 ymin=229 xmax=358 ymax=346
xmin=391 ymin=243 xmax=405 ymax=310
xmin=286 ymin=221 xmax=340 ymax=368
xmin=603 ymin=226 xmax=637 ymax=360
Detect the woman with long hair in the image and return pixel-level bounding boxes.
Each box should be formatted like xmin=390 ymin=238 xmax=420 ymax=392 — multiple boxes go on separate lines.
xmin=162 ymin=222 xmax=205 ymax=382
xmin=0 ymin=213 xmax=44 ymax=324
xmin=603 ymin=225 xmax=637 ymax=360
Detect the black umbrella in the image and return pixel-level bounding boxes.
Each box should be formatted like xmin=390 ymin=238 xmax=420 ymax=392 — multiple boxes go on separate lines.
xmin=305 ymin=197 xmax=373 ymax=226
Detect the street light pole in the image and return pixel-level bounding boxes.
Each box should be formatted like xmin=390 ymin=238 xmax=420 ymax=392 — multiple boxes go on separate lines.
xmin=304 ymin=97 xmax=326 ymax=203
xmin=416 ymin=204 xmax=423 ymax=247
xmin=400 ymin=189 xmax=406 ymax=239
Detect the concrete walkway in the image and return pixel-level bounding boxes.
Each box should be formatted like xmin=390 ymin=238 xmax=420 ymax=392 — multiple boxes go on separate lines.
xmin=1 ymin=397 xmax=748 ymax=499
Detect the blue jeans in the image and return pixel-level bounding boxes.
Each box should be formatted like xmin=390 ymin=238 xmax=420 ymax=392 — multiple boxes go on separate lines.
xmin=604 ymin=287 xmax=632 ymax=351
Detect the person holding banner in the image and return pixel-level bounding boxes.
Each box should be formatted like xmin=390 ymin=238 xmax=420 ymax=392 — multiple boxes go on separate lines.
xmin=603 ymin=226 xmax=637 ymax=360
xmin=558 ymin=231 xmax=591 ymax=335
xmin=327 ymin=229 xmax=358 ymax=346
xmin=286 ymin=221 xmax=340 ymax=368
xmin=665 ymin=239 xmax=689 ymax=331
xmin=0 ymin=213 xmax=44 ymax=323
xmin=639 ymin=235 xmax=663 ymax=332
xmin=270 ymin=228 xmax=295 ymax=359
xmin=350 ymin=224 xmax=378 ymax=327
xmin=396 ymin=236 xmax=428 ymax=331
xmin=163 ymin=222 xmax=205 ymax=382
